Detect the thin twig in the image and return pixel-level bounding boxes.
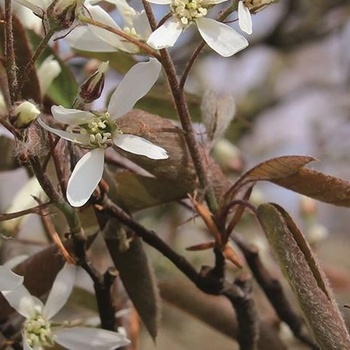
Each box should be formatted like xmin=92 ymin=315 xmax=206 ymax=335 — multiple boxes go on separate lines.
xmin=180 ymin=42 xmax=206 ymax=89
xmin=4 ymin=0 xmax=18 ymax=103
xmin=80 ymin=260 xmax=117 ymax=331
xmin=159 ymin=47 xmax=219 ymax=213
xmin=18 ymin=29 xmax=55 ymax=93
xmin=79 ymin=16 xmax=161 ymax=60
xmin=0 ymin=202 xmax=51 ymax=222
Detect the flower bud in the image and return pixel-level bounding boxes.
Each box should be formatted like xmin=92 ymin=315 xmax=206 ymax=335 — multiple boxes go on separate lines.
xmin=10 ymin=101 xmax=41 ymax=128
xmin=78 ymin=61 xmax=109 ymax=104
xmin=46 ymin=0 xmax=84 ymax=30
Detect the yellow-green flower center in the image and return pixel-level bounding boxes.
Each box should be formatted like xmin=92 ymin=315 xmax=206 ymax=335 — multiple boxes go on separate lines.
xmin=24 ymin=313 xmax=55 ymax=348
xmin=79 ymin=112 xmax=119 ymax=148
xmin=171 ymin=0 xmax=208 ymax=26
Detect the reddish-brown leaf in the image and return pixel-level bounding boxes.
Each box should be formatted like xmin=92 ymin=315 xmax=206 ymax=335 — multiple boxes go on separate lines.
xmin=273 ymin=168 xmax=350 ymax=207
xmin=225 ymin=156 xmax=315 ymax=201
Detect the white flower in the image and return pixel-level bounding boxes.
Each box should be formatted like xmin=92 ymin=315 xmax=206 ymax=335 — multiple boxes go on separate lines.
xmin=38 ymin=58 xmax=168 ymax=207
xmin=238 ymin=1 xmax=252 ymax=35
xmin=1 ymin=264 xmax=130 ymax=350
xmin=0 ymin=266 xmax=23 ymax=291
xmin=66 ymin=1 xmax=151 ymax=53
xmin=146 ymin=0 xmax=248 ymax=57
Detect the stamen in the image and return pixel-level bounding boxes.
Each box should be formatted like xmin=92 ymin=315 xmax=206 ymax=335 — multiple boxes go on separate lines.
xmin=171 ymin=0 xmax=209 ymax=26
xmin=78 ymin=112 xmax=117 ymax=148
xmin=24 ymin=313 xmax=55 ymax=348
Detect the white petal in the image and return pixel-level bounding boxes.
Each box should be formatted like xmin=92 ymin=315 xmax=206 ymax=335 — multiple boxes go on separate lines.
xmin=238 ymin=1 xmax=252 ymax=34
xmin=37 ymin=118 xmax=90 ymax=144
xmin=113 ymin=0 xmax=137 ymax=27
xmin=147 ymin=17 xmax=183 ymax=49
xmin=43 ymin=264 xmax=76 ymax=320
xmin=2 ymin=284 xmax=43 ymax=318
xmin=133 ymin=11 xmax=152 ymax=39
xmin=55 ymin=327 xmax=130 ymax=350
xmin=196 ymin=18 xmax=248 ymax=57
xmin=86 ymin=5 xmax=137 ymax=53
xmin=67 ymin=148 xmax=105 ymax=207
xmin=113 ymin=134 xmax=168 ymax=159
xmin=3 ymin=256 xmax=29 ymax=270
xmin=66 ymin=26 xmax=118 ymax=52
xmin=51 ymin=105 xmax=96 ymax=125
xmin=0 ymin=266 xmax=23 ymax=291
xmin=37 ymin=55 xmax=61 ymax=95
xmin=14 ymin=0 xmax=50 ymax=15
xmin=108 ymin=58 xmax=161 ymax=120
xmin=146 ymin=0 xmax=171 ymax=4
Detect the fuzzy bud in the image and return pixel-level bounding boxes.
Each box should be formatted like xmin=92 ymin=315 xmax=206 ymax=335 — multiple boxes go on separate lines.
xmin=201 ymin=90 xmax=235 ymax=144
xmin=77 ymin=61 xmax=109 ymax=105
xmin=10 ymin=101 xmax=41 ymax=128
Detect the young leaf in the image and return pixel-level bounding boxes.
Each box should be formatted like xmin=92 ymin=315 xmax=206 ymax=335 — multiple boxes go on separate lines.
xmin=257 ymin=203 xmax=350 ymax=349
xmin=273 ymin=168 xmax=350 ymax=207
xmin=225 ymin=156 xmax=315 ymax=202
xmin=104 ymin=220 xmax=160 ymax=340
xmin=116 ymin=110 xmax=230 ymax=200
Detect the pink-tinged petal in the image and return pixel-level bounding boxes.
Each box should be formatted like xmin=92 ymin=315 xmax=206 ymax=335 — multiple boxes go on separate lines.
xmin=113 ymin=134 xmax=168 ymax=159
xmin=65 ymin=26 xmax=118 ymax=52
xmin=67 ymin=148 xmax=105 ymax=207
xmin=196 ymin=17 xmax=248 ymax=57
xmin=108 ymin=58 xmax=161 ymax=120
xmin=238 ymin=1 xmax=252 ymax=34
xmin=147 ymin=17 xmax=183 ymax=49
xmin=51 ymin=105 xmax=95 ymax=125
xmin=43 ymin=264 xmax=76 ymax=320
xmin=2 ymin=284 xmax=43 ymax=318
xmin=37 ymin=118 xmax=90 ymax=144
xmin=146 ymin=0 xmax=172 ymax=4
xmin=55 ymin=327 xmax=130 ymax=350
xmin=0 ymin=266 xmax=23 ymax=291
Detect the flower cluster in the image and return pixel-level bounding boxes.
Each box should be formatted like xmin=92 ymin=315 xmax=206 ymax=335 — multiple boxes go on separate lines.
xmin=38 ymin=58 xmax=168 ymax=207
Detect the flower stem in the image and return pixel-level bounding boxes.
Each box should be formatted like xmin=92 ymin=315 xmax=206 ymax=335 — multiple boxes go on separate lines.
xmin=79 ymin=16 xmax=161 ymax=60
xmin=160 ymin=47 xmax=219 ymax=213
xmin=18 ymin=29 xmax=56 ymax=94
xmin=179 ymin=41 xmax=206 ymax=89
